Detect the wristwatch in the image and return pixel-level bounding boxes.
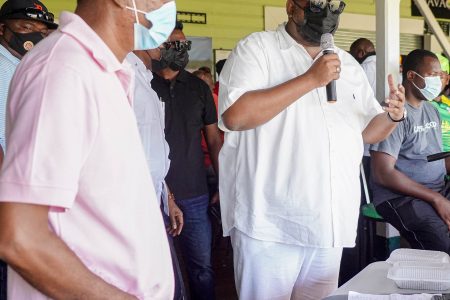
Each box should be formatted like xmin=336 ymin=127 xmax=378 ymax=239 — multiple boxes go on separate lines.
xmin=387 ymin=109 xmax=407 ymax=122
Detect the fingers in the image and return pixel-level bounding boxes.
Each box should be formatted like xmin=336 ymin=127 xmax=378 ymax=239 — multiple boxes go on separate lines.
xmin=168 ymin=212 xmax=183 ymax=236
xmin=175 ymin=215 xmax=184 ymax=235
xmin=385 ymin=98 xmax=402 ymax=109
xmin=387 ymin=74 xmax=396 ymax=92
xmin=382 ymin=106 xmax=403 ymax=116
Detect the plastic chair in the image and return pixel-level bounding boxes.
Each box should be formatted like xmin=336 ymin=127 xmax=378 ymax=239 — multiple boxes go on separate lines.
xmin=359 ymin=163 xmax=385 ymax=264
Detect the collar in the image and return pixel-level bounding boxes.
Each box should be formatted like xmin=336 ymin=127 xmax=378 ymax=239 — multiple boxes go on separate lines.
xmin=0 ymin=44 xmax=20 ymax=66
xmin=276 ymin=23 xmax=334 ymax=59
xmin=153 ymin=69 xmax=189 ymax=83
xmin=277 ymin=23 xmax=300 ymax=51
xmin=58 ymin=12 xmax=125 ymax=73
xmin=126 ymin=52 xmax=153 ymax=80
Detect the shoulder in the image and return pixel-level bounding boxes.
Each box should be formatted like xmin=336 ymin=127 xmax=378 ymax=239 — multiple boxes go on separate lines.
xmin=424 ymin=101 xmax=442 ymax=120
xmin=184 ymin=71 xmax=210 ymax=90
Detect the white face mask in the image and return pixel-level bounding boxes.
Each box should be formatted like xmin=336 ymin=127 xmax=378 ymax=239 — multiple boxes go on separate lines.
xmin=126 ymin=1 xmax=176 ymax=50
xmin=411 ymin=71 xmax=442 ymax=101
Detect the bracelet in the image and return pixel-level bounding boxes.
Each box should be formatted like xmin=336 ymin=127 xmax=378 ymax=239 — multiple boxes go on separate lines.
xmin=387 ymin=110 xmax=406 ymax=122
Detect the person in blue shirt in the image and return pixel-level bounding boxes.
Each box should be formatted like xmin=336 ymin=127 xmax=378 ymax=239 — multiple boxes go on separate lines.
xmin=0 ymin=0 xmax=57 ymax=163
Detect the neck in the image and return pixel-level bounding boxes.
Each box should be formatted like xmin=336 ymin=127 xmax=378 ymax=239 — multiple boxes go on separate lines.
xmin=75 ymin=4 xmax=132 ymax=63
xmin=405 ymin=85 xmax=422 ymax=108
xmin=285 ymin=21 xmax=322 ymax=58
xmin=0 ymin=38 xmax=23 ymax=60
xmin=157 ymin=68 xmax=180 ymax=81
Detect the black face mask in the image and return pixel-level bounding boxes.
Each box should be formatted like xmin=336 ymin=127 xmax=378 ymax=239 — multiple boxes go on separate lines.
xmin=293 ymin=7 xmax=340 ymax=45
xmin=152 ymin=48 xmax=189 ymax=72
xmin=5 ymin=27 xmax=44 ymax=57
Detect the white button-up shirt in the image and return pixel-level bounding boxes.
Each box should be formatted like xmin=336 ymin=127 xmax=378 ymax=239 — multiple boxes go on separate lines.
xmin=361 ymin=55 xmax=377 ymax=95
xmin=127 ymin=53 xmax=170 ymax=209
xmin=218 ymin=24 xmax=383 ymax=248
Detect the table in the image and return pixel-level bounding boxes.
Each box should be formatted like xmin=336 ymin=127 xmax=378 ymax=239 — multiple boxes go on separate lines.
xmin=325 ymin=261 xmax=450 ymax=300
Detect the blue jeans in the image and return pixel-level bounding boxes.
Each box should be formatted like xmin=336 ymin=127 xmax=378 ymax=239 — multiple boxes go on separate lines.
xmin=0 ymin=260 xmax=6 ymax=300
xmin=176 ymin=194 xmax=215 ymax=300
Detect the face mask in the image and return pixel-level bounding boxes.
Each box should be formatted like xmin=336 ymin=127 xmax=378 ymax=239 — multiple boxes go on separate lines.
xmin=6 ymin=27 xmax=44 ymax=57
xmin=411 ymin=71 xmax=442 ymax=101
xmin=127 ymin=1 xmax=176 ymax=50
xmin=293 ymin=6 xmax=340 ymax=45
xmin=152 ymin=47 xmax=189 ymax=72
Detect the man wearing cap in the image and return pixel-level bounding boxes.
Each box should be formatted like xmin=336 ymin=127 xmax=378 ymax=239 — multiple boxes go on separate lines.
xmin=0 ymin=0 xmax=57 ymax=162
xmin=0 ymin=1 xmax=57 ymax=298
xmin=0 ymin=0 xmax=176 ymax=299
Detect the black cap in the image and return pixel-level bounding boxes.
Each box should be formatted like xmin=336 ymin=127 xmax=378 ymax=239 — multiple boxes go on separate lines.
xmin=0 ymin=0 xmax=58 ymax=29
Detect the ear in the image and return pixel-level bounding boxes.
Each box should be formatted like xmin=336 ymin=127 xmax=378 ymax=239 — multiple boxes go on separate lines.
xmin=0 ymin=23 xmax=5 ymax=37
xmin=286 ymin=0 xmax=295 ymax=18
xmin=356 ymin=49 xmax=365 ymax=60
xmin=406 ymin=70 xmax=415 ymax=82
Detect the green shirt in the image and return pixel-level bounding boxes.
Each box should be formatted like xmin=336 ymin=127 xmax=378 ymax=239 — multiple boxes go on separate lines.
xmin=432 ymin=96 xmax=450 ymax=152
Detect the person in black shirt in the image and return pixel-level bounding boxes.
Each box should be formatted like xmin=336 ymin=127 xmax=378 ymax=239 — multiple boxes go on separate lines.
xmin=151 ymin=22 xmax=223 ymax=300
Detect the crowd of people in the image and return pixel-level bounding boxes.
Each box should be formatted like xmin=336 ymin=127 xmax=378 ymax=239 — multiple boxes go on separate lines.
xmin=0 ymin=0 xmax=449 ymax=299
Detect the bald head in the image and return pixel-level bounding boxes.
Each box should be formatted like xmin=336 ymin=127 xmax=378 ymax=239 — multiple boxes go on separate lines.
xmin=350 ymin=38 xmax=375 ymax=63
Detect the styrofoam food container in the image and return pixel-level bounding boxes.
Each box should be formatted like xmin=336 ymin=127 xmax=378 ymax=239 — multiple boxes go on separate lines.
xmin=387 ymin=261 xmax=450 ymax=290
xmin=387 ymin=248 xmax=450 ymax=264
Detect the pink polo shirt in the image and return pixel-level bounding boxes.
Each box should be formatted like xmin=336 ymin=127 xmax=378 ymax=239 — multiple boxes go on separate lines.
xmin=0 ymin=12 xmax=173 ymax=299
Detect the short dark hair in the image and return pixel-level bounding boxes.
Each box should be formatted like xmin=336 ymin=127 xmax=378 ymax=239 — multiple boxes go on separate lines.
xmin=402 ymin=49 xmax=438 ymax=82
xmin=216 ymin=59 xmax=226 ymax=76
xmin=198 ymin=66 xmax=211 ymax=74
xmin=175 ymin=21 xmax=183 ymax=31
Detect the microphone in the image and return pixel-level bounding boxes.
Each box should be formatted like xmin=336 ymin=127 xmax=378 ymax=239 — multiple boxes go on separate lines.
xmin=320 ymin=33 xmax=337 ymax=103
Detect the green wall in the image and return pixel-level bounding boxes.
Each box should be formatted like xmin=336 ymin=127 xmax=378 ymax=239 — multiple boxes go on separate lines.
xmin=0 ymin=0 xmax=418 ymax=50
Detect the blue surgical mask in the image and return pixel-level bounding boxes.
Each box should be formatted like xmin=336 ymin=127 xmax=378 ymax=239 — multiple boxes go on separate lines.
xmin=412 ymin=71 xmax=442 ymax=101
xmin=127 ymin=1 xmax=176 ymax=50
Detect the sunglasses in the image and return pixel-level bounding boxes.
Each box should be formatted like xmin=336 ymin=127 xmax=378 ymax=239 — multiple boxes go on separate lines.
xmin=8 ymin=7 xmax=55 ymax=23
xmin=295 ymin=0 xmax=346 ymax=14
xmin=163 ymin=40 xmax=192 ymax=51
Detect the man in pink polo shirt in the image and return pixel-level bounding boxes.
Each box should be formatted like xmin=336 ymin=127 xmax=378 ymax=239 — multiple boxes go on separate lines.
xmin=0 ymin=0 xmax=176 ymax=299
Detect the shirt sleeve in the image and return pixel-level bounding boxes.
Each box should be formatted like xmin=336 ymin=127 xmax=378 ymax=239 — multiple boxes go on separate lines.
xmin=0 ymin=64 xmax=99 ymax=209
xmin=369 ymin=121 xmax=405 ymax=159
xmin=359 ymin=69 xmax=384 ymax=130
xmin=218 ymin=34 xmax=270 ymax=132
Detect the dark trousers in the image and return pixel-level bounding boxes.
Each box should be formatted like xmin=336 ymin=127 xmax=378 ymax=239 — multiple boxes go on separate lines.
xmin=176 ymin=194 xmax=215 ymax=300
xmin=0 ymin=260 xmax=5 ymax=300
xmin=376 ymin=182 xmax=450 ymax=254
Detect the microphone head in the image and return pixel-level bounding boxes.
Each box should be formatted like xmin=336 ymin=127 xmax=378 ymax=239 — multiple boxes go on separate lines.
xmin=320 ymin=33 xmax=334 ymax=50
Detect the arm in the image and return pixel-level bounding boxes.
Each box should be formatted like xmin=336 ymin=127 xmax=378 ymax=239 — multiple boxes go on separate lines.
xmin=166 ymin=185 xmax=183 ymax=236
xmin=204 ymin=123 xmax=223 ymax=178
xmin=371 ymin=151 xmax=450 ymax=229
xmin=446 ymin=157 xmax=450 ymax=174
xmin=222 ymin=54 xmax=341 ymax=131
xmin=362 ymin=75 xmax=406 ymax=144
xmin=0 ymin=203 xmax=137 ymax=300
xmin=204 ymin=123 xmax=223 ymax=204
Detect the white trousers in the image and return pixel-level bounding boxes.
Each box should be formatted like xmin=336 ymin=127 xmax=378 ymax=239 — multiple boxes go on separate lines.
xmin=230 ymin=229 xmax=343 ymax=300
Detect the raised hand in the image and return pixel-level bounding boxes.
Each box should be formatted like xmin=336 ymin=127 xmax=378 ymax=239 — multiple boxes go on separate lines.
xmin=384 ymin=74 xmax=406 ymax=121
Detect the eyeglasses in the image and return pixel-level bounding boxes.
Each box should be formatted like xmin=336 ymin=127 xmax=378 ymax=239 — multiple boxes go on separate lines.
xmin=8 ymin=7 xmax=54 ymax=23
xmin=295 ymin=0 xmax=346 ymax=14
xmin=163 ymin=40 xmax=192 ymax=51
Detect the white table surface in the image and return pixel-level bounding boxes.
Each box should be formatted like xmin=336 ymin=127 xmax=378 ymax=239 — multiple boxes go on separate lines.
xmin=324 ymin=261 xmax=450 ymax=299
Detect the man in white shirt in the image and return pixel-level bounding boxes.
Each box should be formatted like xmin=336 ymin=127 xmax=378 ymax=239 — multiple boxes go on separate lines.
xmin=350 ymin=38 xmax=377 ymax=94
xmin=218 ymin=0 xmax=406 ymax=299
xmin=126 ymin=49 xmax=185 ymax=299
